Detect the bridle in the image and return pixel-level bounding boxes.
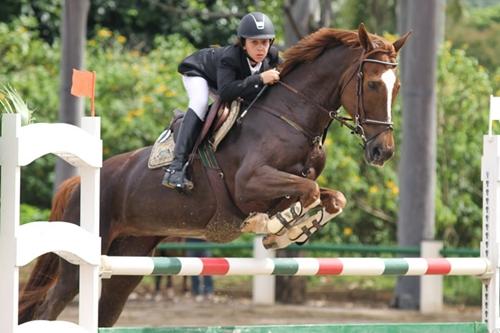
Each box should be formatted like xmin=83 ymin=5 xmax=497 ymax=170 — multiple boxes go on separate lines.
xmin=336 ymin=49 xmax=398 ymax=145
xmin=275 ymin=49 xmax=398 ymax=147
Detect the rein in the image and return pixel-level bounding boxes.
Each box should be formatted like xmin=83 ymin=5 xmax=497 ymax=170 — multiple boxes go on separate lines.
xmin=277 ymin=80 xmax=358 ymax=138
xmin=236 ymin=49 xmax=399 ymax=147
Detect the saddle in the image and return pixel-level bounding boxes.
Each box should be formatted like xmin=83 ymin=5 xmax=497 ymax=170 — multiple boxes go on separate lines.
xmin=148 ymin=99 xmax=245 ymax=242
xmin=148 ymin=99 xmax=241 ymax=169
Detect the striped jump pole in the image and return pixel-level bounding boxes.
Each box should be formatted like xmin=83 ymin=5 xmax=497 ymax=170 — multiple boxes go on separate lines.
xmin=100 ymin=256 xmax=491 ymax=278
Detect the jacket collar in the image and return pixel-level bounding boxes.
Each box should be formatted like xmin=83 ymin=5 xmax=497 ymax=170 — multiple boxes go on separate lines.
xmin=261 ymin=57 xmax=271 ymax=72
xmin=239 ymin=46 xmax=271 ymax=75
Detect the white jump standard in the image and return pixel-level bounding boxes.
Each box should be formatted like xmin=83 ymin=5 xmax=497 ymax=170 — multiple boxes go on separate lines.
xmin=0 ymin=114 xmax=102 ymax=333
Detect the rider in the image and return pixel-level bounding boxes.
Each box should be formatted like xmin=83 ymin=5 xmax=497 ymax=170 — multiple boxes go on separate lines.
xmin=162 ymin=12 xmax=281 ymax=191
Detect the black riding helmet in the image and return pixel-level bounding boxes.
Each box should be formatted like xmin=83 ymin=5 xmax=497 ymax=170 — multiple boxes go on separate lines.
xmin=237 ymin=12 xmax=275 ymax=40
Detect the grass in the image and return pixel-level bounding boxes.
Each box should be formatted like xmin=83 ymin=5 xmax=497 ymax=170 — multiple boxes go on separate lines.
xmin=0 ymin=85 xmax=34 ymax=125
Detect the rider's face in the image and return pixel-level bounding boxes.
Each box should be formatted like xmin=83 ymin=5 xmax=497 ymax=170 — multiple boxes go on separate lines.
xmin=244 ymin=38 xmax=271 ymax=63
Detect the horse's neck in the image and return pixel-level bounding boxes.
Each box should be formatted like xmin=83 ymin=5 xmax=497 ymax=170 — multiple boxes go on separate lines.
xmin=276 ymin=46 xmax=358 ymax=137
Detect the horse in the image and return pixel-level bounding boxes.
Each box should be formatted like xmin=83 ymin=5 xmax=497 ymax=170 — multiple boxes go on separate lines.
xmin=19 ymin=24 xmax=410 ymax=326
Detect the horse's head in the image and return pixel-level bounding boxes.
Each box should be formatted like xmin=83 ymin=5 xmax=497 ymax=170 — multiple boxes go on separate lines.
xmin=340 ymin=24 xmax=410 ymax=166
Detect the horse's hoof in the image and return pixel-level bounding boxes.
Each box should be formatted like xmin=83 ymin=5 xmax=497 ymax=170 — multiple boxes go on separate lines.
xmin=262 ymin=234 xmax=293 ymax=249
xmin=240 ymin=212 xmax=270 ymax=233
xmin=262 ymin=235 xmax=278 ymax=249
xmin=321 ymin=191 xmax=347 ymax=214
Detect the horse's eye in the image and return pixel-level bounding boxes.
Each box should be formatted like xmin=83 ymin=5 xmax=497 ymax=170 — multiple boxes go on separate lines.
xmin=367 ymin=81 xmax=378 ymax=90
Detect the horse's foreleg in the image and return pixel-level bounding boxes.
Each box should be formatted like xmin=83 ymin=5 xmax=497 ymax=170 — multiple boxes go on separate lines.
xmin=236 ymin=165 xmax=320 ymax=206
xmin=237 ymin=165 xmax=320 ymax=234
xmin=242 ymin=198 xmax=321 ymax=235
xmin=262 ymin=206 xmax=337 ymax=249
xmin=289 ymin=187 xmax=346 ymax=241
xmin=263 ymin=188 xmax=347 ymax=249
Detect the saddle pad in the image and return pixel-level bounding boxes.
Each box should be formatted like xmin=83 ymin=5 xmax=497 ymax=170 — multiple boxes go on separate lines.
xmin=211 ymin=99 xmax=240 ymax=151
xmin=148 ymin=128 xmax=175 ymax=169
xmin=148 ymin=100 xmax=240 ymax=169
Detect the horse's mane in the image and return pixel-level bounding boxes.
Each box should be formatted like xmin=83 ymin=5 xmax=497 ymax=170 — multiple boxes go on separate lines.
xmin=279 ymin=28 xmax=394 ymax=76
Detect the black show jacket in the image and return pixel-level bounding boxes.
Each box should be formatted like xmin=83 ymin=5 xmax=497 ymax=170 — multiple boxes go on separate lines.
xmin=178 ymin=44 xmax=280 ymax=103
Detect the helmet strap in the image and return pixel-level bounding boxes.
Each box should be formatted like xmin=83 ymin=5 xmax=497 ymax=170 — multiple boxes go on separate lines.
xmin=240 ymin=38 xmax=258 ymax=64
xmin=245 ymin=52 xmax=259 ymax=65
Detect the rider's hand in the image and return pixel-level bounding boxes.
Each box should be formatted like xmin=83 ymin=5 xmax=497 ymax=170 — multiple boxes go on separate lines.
xmin=260 ymin=69 xmax=280 ymax=85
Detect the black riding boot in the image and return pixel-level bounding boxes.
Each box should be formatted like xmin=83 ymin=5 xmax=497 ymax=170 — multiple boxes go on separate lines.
xmin=162 ymin=109 xmax=203 ymax=191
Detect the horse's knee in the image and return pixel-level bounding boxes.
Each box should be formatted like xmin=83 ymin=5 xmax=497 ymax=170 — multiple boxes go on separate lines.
xmin=320 ymin=189 xmax=346 ymax=214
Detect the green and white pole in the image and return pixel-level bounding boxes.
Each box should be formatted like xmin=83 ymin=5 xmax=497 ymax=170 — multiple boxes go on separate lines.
xmin=100 ymin=256 xmax=490 ymax=278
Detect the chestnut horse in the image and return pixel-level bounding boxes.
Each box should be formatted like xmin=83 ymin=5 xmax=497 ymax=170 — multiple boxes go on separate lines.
xmin=19 ymin=25 xmax=409 ymax=326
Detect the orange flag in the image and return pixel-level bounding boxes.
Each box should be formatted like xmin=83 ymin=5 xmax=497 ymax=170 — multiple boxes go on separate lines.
xmin=71 ymin=69 xmax=96 ymax=116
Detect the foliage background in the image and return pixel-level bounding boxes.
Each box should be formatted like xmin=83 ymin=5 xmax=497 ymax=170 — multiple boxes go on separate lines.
xmin=1 ymin=0 xmax=499 ymax=250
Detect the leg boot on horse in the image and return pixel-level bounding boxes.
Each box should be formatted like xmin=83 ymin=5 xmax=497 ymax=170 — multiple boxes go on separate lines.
xmin=162 ymin=108 xmax=203 ymax=191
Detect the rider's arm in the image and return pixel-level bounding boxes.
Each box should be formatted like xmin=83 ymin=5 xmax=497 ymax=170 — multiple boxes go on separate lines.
xmin=217 ymin=56 xmax=264 ymax=103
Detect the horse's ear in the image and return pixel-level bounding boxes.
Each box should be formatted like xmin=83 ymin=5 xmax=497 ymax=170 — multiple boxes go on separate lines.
xmin=393 ymin=31 xmax=412 ymax=53
xmin=358 ymin=23 xmax=374 ymax=52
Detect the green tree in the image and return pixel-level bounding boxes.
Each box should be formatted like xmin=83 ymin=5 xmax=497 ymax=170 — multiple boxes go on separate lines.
xmin=0 ymin=0 xmax=62 ymax=43
xmin=446 ymin=3 xmax=500 ymax=70
xmin=434 ymin=43 xmax=492 ymax=247
xmin=336 ymin=0 xmax=397 ymax=34
xmin=0 ymin=0 xmax=285 ymax=49
xmin=0 ymin=19 xmax=194 ymax=207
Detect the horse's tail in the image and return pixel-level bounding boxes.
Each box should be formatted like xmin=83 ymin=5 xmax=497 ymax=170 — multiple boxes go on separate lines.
xmin=18 ymin=176 xmax=80 ymax=323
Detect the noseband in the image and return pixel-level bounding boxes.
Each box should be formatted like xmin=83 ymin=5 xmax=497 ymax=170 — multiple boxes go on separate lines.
xmin=277 ymin=50 xmax=398 ymax=147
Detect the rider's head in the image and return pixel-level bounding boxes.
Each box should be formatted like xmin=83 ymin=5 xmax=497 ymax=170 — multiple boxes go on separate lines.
xmin=237 ymin=12 xmax=275 ymax=63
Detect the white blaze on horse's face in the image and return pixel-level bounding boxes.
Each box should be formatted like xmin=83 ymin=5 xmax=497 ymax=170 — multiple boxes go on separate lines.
xmin=381 ymin=69 xmax=396 ymax=122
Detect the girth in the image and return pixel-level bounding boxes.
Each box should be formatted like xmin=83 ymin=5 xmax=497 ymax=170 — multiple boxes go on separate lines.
xmin=197 ymin=143 xmax=246 ymax=232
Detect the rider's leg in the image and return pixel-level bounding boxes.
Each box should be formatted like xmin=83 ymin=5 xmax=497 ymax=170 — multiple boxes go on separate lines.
xmin=162 ymin=109 xmax=203 ymax=189
xmin=162 ymin=76 xmax=208 ymax=190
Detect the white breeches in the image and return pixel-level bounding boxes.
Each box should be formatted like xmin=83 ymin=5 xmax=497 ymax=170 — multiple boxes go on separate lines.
xmin=182 ymin=75 xmax=210 ymax=121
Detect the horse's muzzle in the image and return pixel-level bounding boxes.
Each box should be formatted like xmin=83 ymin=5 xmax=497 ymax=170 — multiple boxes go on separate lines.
xmin=364 ymin=133 xmax=394 ymax=167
